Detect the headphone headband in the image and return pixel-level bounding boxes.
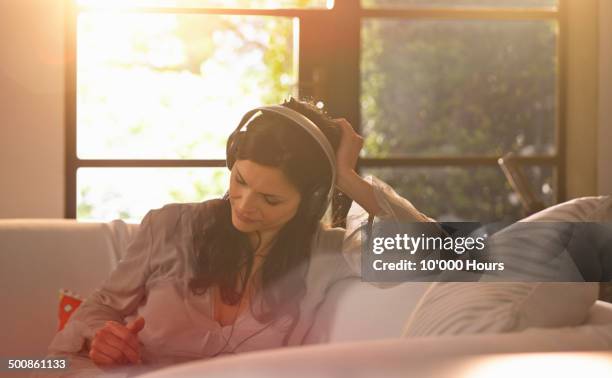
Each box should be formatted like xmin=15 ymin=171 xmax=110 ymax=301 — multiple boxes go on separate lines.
xmin=227 ymin=105 xmax=337 ymax=215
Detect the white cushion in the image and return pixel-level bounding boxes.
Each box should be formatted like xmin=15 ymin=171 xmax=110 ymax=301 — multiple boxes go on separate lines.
xmin=586 ymin=301 xmax=612 ymax=325
xmin=402 ymin=196 xmax=611 ymax=338
xmin=521 ymin=195 xmax=612 ymax=222
xmin=403 ymin=282 xmax=599 ymax=337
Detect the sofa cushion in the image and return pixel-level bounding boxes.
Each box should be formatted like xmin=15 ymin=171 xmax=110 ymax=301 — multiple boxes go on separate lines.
xmin=402 ymin=196 xmax=611 ymax=337
xmin=520 ymin=196 xmax=612 ymax=222
xmin=403 ymin=282 xmax=599 ymax=337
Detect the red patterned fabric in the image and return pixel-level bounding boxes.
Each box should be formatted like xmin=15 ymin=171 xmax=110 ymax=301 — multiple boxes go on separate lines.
xmin=58 ymin=289 xmax=83 ymax=331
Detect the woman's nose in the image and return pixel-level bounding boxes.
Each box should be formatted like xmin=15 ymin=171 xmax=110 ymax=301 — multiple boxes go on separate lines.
xmin=237 ymin=191 xmax=258 ymax=214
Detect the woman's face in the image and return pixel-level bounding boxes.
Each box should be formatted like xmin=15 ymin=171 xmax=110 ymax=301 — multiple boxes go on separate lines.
xmin=228 ymin=159 xmax=302 ymax=235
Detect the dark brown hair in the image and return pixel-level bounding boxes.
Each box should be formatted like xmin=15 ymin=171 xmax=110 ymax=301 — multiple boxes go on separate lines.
xmin=189 ymin=98 xmax=341 ymax=343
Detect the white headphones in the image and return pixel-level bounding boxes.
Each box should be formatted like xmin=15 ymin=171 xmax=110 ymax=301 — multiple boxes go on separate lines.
xmin=226 ymin=105 xmax=337 ymax=220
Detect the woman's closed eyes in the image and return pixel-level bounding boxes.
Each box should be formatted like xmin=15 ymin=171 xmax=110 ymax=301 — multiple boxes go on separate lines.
xmin=234 ymin=174 xmax=282 ymax=206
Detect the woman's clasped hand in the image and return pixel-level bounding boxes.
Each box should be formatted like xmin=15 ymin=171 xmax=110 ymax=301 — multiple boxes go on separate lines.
xmin=88 ymin=316 xmax=145 ymax=368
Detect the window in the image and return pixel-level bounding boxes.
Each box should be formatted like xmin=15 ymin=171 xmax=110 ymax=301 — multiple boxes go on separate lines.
xmin=67 ymin=1 xmax=318 ymax=221
xmin=66 ymin=0 xmax=565 ymax=222
xmin=360 ymin=10 xmax=560 ymax=221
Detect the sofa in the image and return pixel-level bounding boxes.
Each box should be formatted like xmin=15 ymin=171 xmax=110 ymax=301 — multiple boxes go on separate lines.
xmin=1 ymin=205 xmax=611 ymax=376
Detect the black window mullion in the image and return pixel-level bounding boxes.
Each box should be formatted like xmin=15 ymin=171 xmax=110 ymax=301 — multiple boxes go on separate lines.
xmin=556 ymin=0 xmax=568 ymax=203
xmin=76 ymin=5 xmax=330 ymax=17
xmin=75 ymin=160 xmax=227 ymax=168
xmin=298 ymin=0 xmax=360 ymax=127
xmin=299 ymin=0 xmax=361 ymax=226
xmin=361 ymin=7 xmax=558 ymax=20
xmin=360 ymin=156 xmax=559 ymax=167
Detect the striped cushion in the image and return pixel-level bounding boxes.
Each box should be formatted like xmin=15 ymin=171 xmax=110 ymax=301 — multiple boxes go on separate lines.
xmin=403 ymin=282 xmax=599 ymax=337
xmin=402 ymin=196 xmax=611 ymax=337
xmin=521 ymin=196 xmax=612 ymax=222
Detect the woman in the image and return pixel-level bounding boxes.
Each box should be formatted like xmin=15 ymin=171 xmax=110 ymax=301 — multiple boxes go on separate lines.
xmin=47 ymin=98 xmax=431 ymax=375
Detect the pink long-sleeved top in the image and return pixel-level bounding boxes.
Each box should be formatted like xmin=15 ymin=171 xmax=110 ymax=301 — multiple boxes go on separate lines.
xmin=46 ymin=176 xmax=431 ymax=375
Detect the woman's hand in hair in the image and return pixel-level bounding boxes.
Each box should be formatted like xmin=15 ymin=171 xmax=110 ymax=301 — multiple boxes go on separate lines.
xmin=333 ymin=118 xmax=363 ymax=183
xmin=89 ymin=316 xmax=145 ymax=368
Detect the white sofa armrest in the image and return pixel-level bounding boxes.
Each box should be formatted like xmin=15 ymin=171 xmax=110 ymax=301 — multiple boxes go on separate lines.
xmin=139 ymin=323 xmax=612 ymax=378
xmin=587 ymin=300 xmax=612 ymax=325
xmin=0 ymin=219 xmax=137 ymax=356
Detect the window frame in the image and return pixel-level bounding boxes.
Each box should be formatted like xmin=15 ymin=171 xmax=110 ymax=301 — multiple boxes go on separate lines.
xmin=64 ymin=0 xmax=566 ymax=219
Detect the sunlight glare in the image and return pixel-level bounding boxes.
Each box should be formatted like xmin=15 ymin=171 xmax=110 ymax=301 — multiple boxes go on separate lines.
xmin=462 ymin=354 xmax=612 ymax=378
xmin=76 ymin=5 xmax=296 ymax=219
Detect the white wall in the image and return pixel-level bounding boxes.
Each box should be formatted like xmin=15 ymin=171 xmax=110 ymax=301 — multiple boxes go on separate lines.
xmin=0 ymin=0 xmax=65 ymax=218
xmin=599 ymin=0 xmax=612 ymax=195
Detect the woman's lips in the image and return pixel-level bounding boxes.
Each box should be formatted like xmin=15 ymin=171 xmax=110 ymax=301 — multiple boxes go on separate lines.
xmin=235 ymin=210 xmax=258 ymax=223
